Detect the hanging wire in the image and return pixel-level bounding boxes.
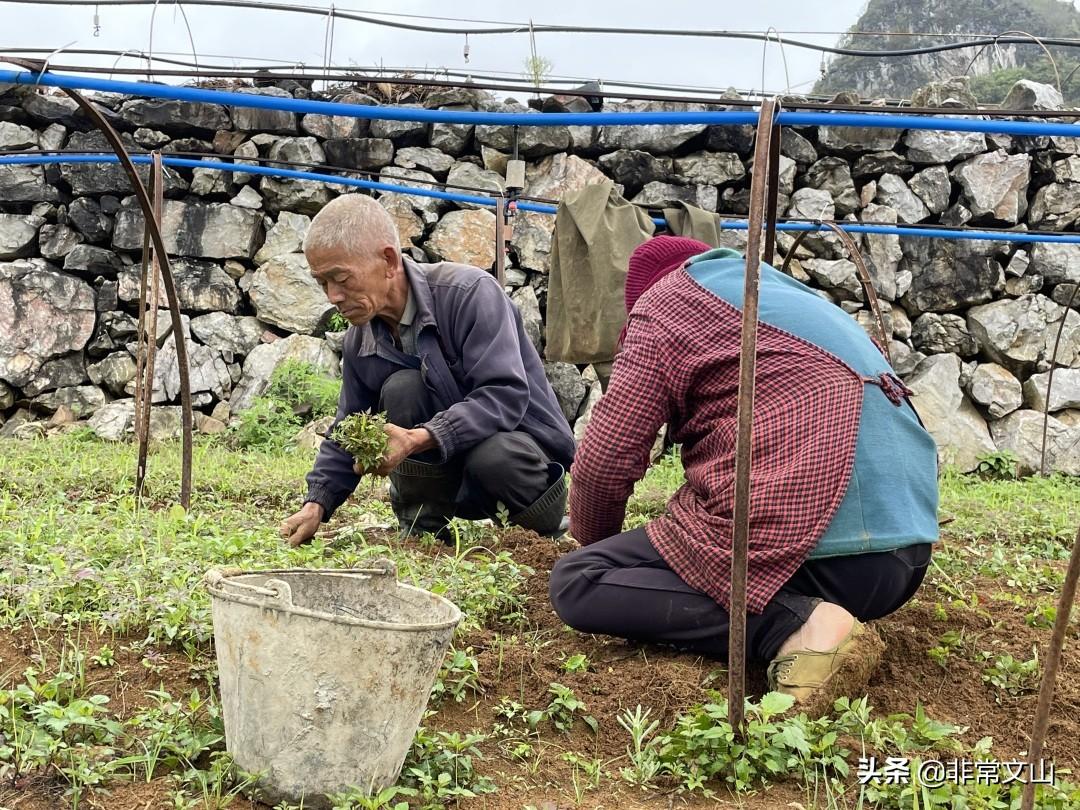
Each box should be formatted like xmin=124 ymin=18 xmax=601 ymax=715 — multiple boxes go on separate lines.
xmin=761 ymin=27 xmax=792 ymax=97
xmin=963 ymin=30 xmax=1062 ymax=96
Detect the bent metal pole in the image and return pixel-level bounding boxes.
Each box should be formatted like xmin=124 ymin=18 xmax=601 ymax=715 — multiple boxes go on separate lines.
xmin=728 ymin=97 xmax=782 ymax=735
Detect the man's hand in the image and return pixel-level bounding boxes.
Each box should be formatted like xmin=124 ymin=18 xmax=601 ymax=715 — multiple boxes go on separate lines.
xmin=356 ymin=425 xmax=437 ymax=477
xmin=279 ymin=502 xmax=325 ymax=547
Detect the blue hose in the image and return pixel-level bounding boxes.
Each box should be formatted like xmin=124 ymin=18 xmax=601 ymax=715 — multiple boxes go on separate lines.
xmin=4 ymin=68 xmax=1080 ymax=138
xmin=7 ymin=153 xmax=1080 ymax=244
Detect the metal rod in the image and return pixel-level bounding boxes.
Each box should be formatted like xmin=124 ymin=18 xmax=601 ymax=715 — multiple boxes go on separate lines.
xmin=135 ymin=152 xmax=164 ymax=502
xmin=1040 ymin=282 xmax=1080 ymax=476
xmin=1020 ymin=523 xmax=1080 ymax=810
xmin=494 ymin=195 xmax=506 ymax=287
xmin=728 ymin=97 xmax=780 ymax=735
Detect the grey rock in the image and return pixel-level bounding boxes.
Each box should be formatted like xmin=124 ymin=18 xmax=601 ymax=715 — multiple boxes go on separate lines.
xmin=268 ymin=136 xmax=325 ymax=170
xmin=113 ymin=199 xmax=263 ymax=259
xmin=38 ymin=224 xmax=82 ymax=262
xmin=504 ymin=267 xmax=527 ymax=288
xmin=1052 ymin=282 xmax=1080 ymax=309
xmin=967 ymin=294 xmax=1080 ymax=375
xmin=990 ymin=410 xmax=1080 ymax=475
xmin=231 ymin=141 xmax=260 ymax=184
xmin=60 ymin=132 xmax=188 ymax=197
xmin=230 ymin=87 xmax=298 ymax=134
xmin=705 ymin=121 xmax=755 ymax=156
xmin=323 ymin=137 xmax=395 ymax=171
xmin=190 ymin=312 xmax=265 ymax=361
xmin=380 ymin=195 xmax=424 ymax=248
xmin=87 ymin=352 xmax=137 ymax=394
xmin=22 ymin=92 xmax=81 ymax=126
xmin=190 ymin=167 xmax=231 ymax=197
xmin=429 ymin=119 xmax=474 ymax=156
xmin=1051 ymin=155 xmax=1080 ymax=183
xmin=573 ymin=366 xmax=603 ymax=444
xmin=1029 ymin=242 xmax=1080 ymax=285
xmin=0 ymin=408 xmax=31 ymax=439
xmin=632 ymin=182 xmax=717 ymax=212
xmin=394 ymin=147 xmax=455 ymax=176
xmin=116 ymin=259 xmax=241 ymax=313
xmin=1023 ymin=368 xmax=1080 ymax=413
xmin=231 ymin=333 xmax=340 ymax=412
xmin=673 ymin=152 xmax=745 ymax=186
xmin=38 ymin=123 xmax=65 ymax=152
xmin=446 ymin=163 xmax=505 ymax=208
xmin=860 ymin=203 xmax=901 ymax=300
xmin=0 ymin=213 xmax=43 ymax=260
xmin=300 ymin=93 xmax=374 ymax=140
xmin=510 ymin=285 xmax=543 ymax=354
xmin=1029 ymin=182 xmax=1080 ymax=229
xmin=969 ymin=363 xmax=1023 ymax=419
xmin=249 ymin=253 xmax=334 ymax=334
xmin=254 ymin=211 xmax=310 ymax=264
xmin=425 ymin=209 xmax=496 ymax=268
xmin=87 ymin=400 xmax=135 ymax=440
xmin=1002 ymin=80 xmax=1064 ymax=111
xmin=786 ymin=187 xmax=835 ymax=222
xmin=119 ymin=98 xmax=231 ymax=134
xmin=952 ymin=151 xmax=1031 ymax=223
xmin=0 ymin=260 xmax=95 ymax=387
xmin=370 ymin=111 xmax=428 ymax=144
xmin=148 ymin=334 xmax=232 ymax=403
xmin=852 ymin=151 xmax=913 ymax=179
xmin=379 ymin=168 xmax=444 ymax=223
xmin=780 ymin=129 xmax=817 ymax=165
xmin=910 ymin=77 xmax=978 ymax=108
xmin=803 ymin=157 xmax=858 ymax=216
xmin=261 ymin=177 xmax=334 ymax=216
xmin=818 ymin=123 xmax=900 ymax=154
xmin=1006 ymin=273 xmax=1044 ymax=296
xmin=1007 ymin=249 xmax=1030 ymax=277
xmin=66 ymin=198 xmax=112 ymax=242
xmin=32 ymin=385 xmax=106 ymax=418
xmin=22 ymin=354 xmax=89 ymax=397
xmin=0 ymin=121 xmax=37 ymax=149
xmin=230 ymin=186 xmax=262 ymax=210
xmin=475 ymin=101 xmax=571 ymax=157
xmin=133 ymin=128 xmax=170 ymax=148
xmin=910 ymin=313 xmax=978 ymax=356
xmin=599 ymin=101 xmax=707 ymax=153
xmin=803 ymin=258 xmax=862 ymax=301
xmin=0 ymin=164 xmax=60 ymax=203
xmin=544 ymin=362 xmax=587 ymax=423
xmin=874 ymin=174 xmax=930 ymax=223
xmin=889 ymin=341 xmax=926 ymax=377
xmin=64 ymin=245 xmax=123 ymax=276
xmin=908 ymin=165 xmax=951 ymax=215
xmin=903 ymin=129 xmax=986 ymax=164
xmin=906 ymin=353 xmax=995 ymax=472
xmin=481 ymin=147 xmax=509 ymax=175
xmin=900 ymin=239 xmax=1004 ymax=314
xmin=0 ymin=380 xmax=12 ymax=410
xmin=598 ymin=150 xmax=673 ymax=191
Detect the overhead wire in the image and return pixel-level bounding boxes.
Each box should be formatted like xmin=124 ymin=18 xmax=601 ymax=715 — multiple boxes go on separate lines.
xmin=6 ymin=0 xmax=1080 ymax=59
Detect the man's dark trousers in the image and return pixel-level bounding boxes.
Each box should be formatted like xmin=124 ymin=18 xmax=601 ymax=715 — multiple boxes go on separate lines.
xmin=549 ymin=527 xmax=931 ymax=661
xmin=380 ymin=369 xmax=561 ymax=527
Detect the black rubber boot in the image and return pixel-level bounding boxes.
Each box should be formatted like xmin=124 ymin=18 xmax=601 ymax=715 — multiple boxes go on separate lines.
xmin=389 ymin=458 xmax=462 ymax=540
xmin=509 ymin=463 xmax=569 ymax=538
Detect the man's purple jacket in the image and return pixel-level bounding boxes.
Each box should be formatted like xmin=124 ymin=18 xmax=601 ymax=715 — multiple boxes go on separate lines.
xmin=305 ymin=257 xmax=576 ymax=520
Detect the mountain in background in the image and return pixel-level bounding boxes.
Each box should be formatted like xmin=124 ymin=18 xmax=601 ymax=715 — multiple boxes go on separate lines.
xmin=814 ymin=0 xmax=1080 ymax=103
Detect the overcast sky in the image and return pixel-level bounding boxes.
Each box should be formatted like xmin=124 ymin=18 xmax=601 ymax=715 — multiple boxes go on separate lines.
xmin=2 ymin=0 xmax=877 ymax=97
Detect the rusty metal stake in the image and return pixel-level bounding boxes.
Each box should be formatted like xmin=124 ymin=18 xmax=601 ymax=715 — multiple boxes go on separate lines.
xmin=1040 ymin=282 xmax=1079 ymax=476
xmin=135 ymin=153 xmax=165 ymax=501
xmin=3 ymin=57 xmax=193 ymax=508
xmin=781 ymin=223 xmax=892 ymax=365
xmin=1021 ymin=523 xmax=1080 ymax=810
xmin=728 ymin=97 xmax=781 ymax=736
xmin=495 ymin=194 xmax=507 ymax=287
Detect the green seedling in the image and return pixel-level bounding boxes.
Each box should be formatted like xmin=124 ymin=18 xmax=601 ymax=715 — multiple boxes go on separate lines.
xmin=332 ymin=412 xmax=390 ymax=470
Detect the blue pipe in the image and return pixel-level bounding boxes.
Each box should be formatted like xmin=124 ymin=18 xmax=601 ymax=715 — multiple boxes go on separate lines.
xmin=4 ymin=69 xmax=1080 ymax=139
xmin=7 ymin=153 xmax=1080 ymax=244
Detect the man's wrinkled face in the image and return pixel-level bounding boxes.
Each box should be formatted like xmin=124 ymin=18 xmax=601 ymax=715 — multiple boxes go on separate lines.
xmin=307 ymin=244 xmax=395 ymax=326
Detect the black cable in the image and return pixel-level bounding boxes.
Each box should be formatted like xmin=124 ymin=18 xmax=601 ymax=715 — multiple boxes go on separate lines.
xmin=5 ymin=0 xmax=1080 ymax=59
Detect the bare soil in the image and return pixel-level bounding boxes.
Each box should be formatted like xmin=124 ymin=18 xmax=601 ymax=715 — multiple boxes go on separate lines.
xmin=1 ymin=529 xmax=1077 ymax=810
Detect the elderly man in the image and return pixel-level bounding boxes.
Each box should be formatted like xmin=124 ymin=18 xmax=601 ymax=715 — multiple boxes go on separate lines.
xmin=549 ymin=236 xmax=939 ymax=710
xmin=280 ymin=194 xmax=574 ymax=546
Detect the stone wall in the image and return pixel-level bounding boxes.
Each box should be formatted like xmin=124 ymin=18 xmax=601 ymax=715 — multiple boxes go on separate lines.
xmin=1 ymin=78 xmax=1079 ymax=473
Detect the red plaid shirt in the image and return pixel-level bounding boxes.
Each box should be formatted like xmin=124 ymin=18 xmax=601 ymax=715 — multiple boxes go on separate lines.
xmin=569 ymin=268 xmax=864 ymax=613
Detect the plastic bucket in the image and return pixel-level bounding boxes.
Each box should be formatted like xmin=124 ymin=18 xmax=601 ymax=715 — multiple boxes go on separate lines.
xmin=204 ymin=561 xmax=461 ymax=808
